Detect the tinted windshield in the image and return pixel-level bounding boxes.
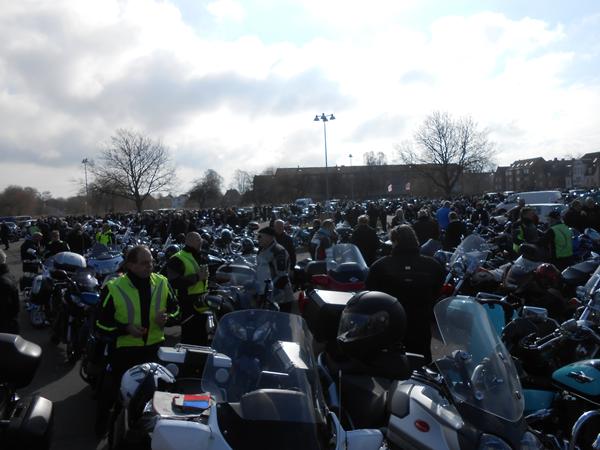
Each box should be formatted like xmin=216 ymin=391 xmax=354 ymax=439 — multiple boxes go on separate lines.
xmin=449 ymin=234 xmax=490 ymax=271
xmin=434 ymin=296 xmax=524 ymax=422
xmin=325 ymin=243 xmax=368 ymax=273
xmin=583 ymin=264 xmax=600 ymax=297
xmin=202 ymin=310 xmax=326 ymax=424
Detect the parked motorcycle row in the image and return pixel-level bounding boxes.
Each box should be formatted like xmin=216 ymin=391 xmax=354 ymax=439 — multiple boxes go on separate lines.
xmin=3 ymin=200 xmax=600 ymax=450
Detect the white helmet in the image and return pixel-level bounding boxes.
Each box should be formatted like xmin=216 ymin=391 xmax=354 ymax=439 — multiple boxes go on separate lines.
xmin=119 ymin=362 xmax=176 ymax=406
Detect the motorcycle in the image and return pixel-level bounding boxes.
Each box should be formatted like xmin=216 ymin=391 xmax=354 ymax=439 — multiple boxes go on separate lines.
xmin=295 ymin=243 xmax=368 ymax=292
xmin=20 ymin=250 xmax=46 ymax=328
xmin=500 ymin=265 xmax=600 ymax=448
xmin=110 ymin=310 xmax=386 ymax=450
xmin=321 ymin=296 xmax=545 ymax=449
xmin=0 ymin=334 xmax=53 ymax=450
xmin=442 ymin=234 xmax=496 ymax=297
xmin=50 ymin=268 xmax=100 ymax=363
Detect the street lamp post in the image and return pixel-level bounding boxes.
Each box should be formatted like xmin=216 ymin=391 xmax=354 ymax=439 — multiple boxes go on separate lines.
xmin=313 ymin=113 xmax=335 ymax=201
xmin=349 ymin=153 xmax=354 ymax=200
xmin=82 ymin=158 xmax=89 ymax=214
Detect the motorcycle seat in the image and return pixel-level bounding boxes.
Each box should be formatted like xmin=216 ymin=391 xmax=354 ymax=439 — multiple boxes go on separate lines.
xmin=240 ymin=389 xmax=312 ymax=423
xmin=0 ymin=334 xmax=42 ymax=388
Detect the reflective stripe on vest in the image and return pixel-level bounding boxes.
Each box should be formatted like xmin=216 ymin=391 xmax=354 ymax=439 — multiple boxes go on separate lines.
xmin=551 ymin=223 xmax=573 ymax=259
xmin=172 ymin=250 xmax=207 ymax=296
xmin=109 ymin=273 xmax=168 ymax=348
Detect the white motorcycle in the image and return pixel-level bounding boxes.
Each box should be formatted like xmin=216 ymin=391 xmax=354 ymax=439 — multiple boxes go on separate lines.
xmin=112 ymin=310 xmax=386 ymax=450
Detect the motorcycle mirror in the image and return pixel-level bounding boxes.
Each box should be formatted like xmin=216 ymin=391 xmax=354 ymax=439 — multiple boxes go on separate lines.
xmin=165 ymin=363 xmax=179 ymax=378
xmin=521 ymin=306 xmax=548 ymax=322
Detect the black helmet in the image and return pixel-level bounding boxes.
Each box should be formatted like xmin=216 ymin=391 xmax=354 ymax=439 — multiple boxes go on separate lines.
xmin=165 ymin=244 xmax=181 ymax=260
xmin=220 ymin=228 xmax=233 ymax=244
xmin=200 ymin=231 xmax=213 ymax=245
xmin=241 ymin=237 xmax=255 ymax=254
xmin=337 ymin=291 xmax=406 ymax=360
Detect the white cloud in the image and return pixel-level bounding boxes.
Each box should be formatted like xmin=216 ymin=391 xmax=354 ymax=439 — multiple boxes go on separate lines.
xmin=0 ymin=0 xmax=598 ymax=198
xmin=206 ymin=0 xmax=246 ymax=23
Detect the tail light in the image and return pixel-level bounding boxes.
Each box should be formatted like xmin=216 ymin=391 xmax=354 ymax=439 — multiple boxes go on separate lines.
xmin=440 ymin=283 xmax=454 ymax=297
xmin=298 ymin=290 xmax=307 ymax=314
xmin=311 ymin=274 xmax=330 ymax=287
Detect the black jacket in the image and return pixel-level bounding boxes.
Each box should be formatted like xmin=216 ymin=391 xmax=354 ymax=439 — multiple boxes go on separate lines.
xmin=0 ymin=264 xmax=19 ymax=333
xmin=351 ymin=224 xmax=379 ymax=265
xmin=45 ymin=240 xmax=70 ymax=257
xmin=412 ymin=218 xmax=440 ymax=245
xmin=444 ymin=221 xmax=467 ymax=250
xmin=20 ymin=239 xmax=42 ymax=261
xmin=276 ymin=232 xmax=296 ymax=268
xmin=563 ymin=209 xmax=586 ymax=233
xmin=365 ymin=247 xmax=444 ymax=362
xmin=66 ymin=230 xmax=91 ymax=255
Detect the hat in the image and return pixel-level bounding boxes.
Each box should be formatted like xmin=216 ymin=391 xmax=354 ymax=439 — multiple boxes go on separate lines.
xmin=548 ymin=210 xmax=561 ymax=219
xmin=258 ymin=226 xmax=276 ymax=236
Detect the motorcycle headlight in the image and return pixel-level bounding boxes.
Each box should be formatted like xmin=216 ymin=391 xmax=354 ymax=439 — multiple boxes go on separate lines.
xmin=520 ymin=431 xmax=544 ymax=450
xmin=478 ymin=434 xmax=511 ymax=450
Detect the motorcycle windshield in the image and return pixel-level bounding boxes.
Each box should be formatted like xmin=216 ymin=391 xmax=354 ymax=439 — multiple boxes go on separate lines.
xmin=202 ymin=310 xmax=328 ymax=449
xmin=434 ymin=296 xmax=524 ymax=422
xmin=203 ymin=310 xmax=326 ymax=418
xmin=325 ymin=244 xmax=368 ymax=273
xmin=449 ymin=234 xmax=490 ymax=274
xmin=585 ymin=228 xmax=600 ymax=242
xmin=583 ymin=264 xmax=600 ymax=297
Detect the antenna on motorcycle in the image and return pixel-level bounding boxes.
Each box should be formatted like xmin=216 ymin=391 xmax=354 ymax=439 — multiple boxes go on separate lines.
xmin=339 ymin=369 xmax=347 ymax=449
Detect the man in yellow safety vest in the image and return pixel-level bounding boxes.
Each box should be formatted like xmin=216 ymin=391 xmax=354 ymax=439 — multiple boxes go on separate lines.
xmin=95 ymin=245 xmax=179 ymax=436
xmin=96 ymin=223 xmax=115 ymax=247
xmin=165 ymin=232 xmax=210 ymax=345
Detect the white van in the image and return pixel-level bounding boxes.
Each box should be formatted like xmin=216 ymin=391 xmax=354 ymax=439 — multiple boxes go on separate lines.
xmin=495 ymin=190 xmax=563 ymax=213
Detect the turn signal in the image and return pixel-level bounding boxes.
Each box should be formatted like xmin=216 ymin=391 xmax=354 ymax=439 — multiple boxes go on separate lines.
xmin=415 ymin=420 xmax=430 ymax=432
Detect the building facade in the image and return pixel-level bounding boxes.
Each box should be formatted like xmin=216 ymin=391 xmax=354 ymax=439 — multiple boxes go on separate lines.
xmin=253 ymin=164 xmax=493 ymax=203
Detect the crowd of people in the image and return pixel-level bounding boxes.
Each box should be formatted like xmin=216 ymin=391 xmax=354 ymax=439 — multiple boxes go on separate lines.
xmin=1 ymin=193 xmax=598 ymax=438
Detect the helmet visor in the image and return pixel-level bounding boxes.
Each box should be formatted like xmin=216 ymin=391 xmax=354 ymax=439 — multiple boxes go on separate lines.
xmin=338 ymin=311 xmax=389 ymax=341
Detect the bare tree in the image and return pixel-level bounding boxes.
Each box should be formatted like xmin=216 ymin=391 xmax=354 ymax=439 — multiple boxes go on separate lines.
xmin=363 ymin=151 xmax=388 ymax=166
xmin=231 ymin=169 xmax=253 ymax=194
xmin=189 ymin=169 xmax=224 ymax=207
xmin=90 ymin=129 xmax=176 ymax=212
xmin=396 ymin=111 xmax=495 ymax=197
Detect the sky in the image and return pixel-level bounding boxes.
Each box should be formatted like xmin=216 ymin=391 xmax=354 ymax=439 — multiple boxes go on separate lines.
xmin=0 ymin=0 xmax=599 ymax=198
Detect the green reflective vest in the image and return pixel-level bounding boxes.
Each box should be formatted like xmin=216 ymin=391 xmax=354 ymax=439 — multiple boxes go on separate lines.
xmin=108 ymin=273 xmax=169 ymax=348
xmin=172 ymin=250 xmax=208 ymax=296
xmin=551 ymin=223 xmax=573 ymax=259
xmin=513 ymin=227 xmax=525 ymax=253
xmin=96 ymin=231 xmax=113 ymax=246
